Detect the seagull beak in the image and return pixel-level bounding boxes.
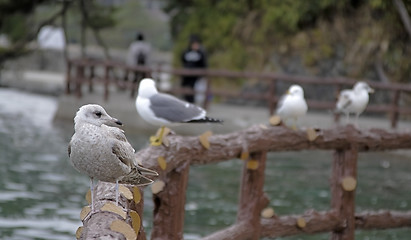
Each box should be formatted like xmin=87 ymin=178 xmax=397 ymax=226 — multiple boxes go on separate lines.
xmin=114 ymin=119 xmax=123 ymax=126
xmin=286 ymin=90 xmax=290 ymax=95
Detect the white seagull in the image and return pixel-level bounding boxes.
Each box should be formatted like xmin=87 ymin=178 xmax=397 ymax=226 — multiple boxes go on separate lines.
xmin=335 ymin=81 xmax=374 ymax=125
xmin=276 ymin=84 xmax=308 ymax=129
xmin=136 ymin=78 xmax=222 ymax=146
xmin=68 ymin=104 xmax=158 ymax=211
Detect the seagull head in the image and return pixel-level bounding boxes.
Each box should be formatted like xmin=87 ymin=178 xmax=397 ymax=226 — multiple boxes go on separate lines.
xmin=354 ymin=81 xmax=374 ymax=94
xmin=74 ymin=104 xmax=123 ymax=127
xmin=138 ymin=78 xmax=158 ymax=99
xmin=287 ymin=85 xmax=305 ymax=98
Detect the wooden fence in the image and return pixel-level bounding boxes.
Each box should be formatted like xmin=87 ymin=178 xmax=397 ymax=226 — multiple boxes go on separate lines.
xmin=65 ymin=58 xmax=411 ymax=128
xmin=77 ymin=124 xmax=411 ymax=240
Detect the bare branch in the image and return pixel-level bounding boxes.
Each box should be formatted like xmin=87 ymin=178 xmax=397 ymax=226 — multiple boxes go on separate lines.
xmin=79 ymin=0 xmax=111 ymax=59
xmin=0 ymin=1 xmax=71 ymax=63
xmin=393 ymin=0 xmax=411 ymax=40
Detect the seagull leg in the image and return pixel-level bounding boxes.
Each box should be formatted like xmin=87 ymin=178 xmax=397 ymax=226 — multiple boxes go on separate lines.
xmin=355 ymin=113 xmax=359 ymax=128
xmin=291 ymin=117 xmax=298 ymax=131
xmin=115 ymin=179 xmax=119 ymax=206
xmin=90 ymin=177 xmax=95 ymax=212
xmin=150 ymin=126 xmax=165 ymax=146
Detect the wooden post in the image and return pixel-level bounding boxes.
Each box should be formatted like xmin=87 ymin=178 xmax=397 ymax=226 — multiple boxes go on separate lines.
xmin=130 ymin=68 xmax=139 ymax=99
xmin=104 ymin=64 xmax=110 ymax=101
xmin=151 ymin=162 xmax=190 ymax=240
xmin=131 ymin=187 xmax=147 ymax=240
xmin=65 ymin=60 xmax=72 ymax=95
xmin=268 ymin=79 xmax=276 ymax=115
xmin=123 ymin=69 xmax=129 ymax=83
xmin=203 ymin=76 xmax=212 ymax=110
xmin=88 ymin=65 xmax=95 ymax=93
xmin=78 ymin=182 xmax=147 ymax=240
xmin=330 ymin=147 xmax=358 ymax=240
xmin=390 ymin=90 xmax=401 ymax=128
xmin=236 ymin=151 xmax=268 ymax=240
xmin=334 ymin=84 xmax=343 ymax=124
xmin=75 ymin=64 xmax=84 ymax=98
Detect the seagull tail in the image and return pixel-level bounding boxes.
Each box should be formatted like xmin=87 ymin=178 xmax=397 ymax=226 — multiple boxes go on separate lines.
xmin=119 ymin=167 xmax=157 ymax=186
xmin=137 ymin=165 xmax=159 ymax=176
xmin=187 ymin=116 xmax=223 ymax=124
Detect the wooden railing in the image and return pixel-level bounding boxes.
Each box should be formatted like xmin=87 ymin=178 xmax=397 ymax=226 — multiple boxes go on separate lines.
xmin=65 ymin=58 xmax=411 ymax=128
xmin=77 ymin=124 xmax=411 ymax=240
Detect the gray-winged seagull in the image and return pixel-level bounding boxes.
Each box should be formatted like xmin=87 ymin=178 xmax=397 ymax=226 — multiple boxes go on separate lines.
xmin=136 ymin=78 xmax=222 ymax=146
xmin=68 ymin=104 xmax=158 ymax=211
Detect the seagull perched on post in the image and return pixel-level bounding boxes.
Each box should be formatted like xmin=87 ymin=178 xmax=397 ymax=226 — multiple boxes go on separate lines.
xmin=335 ymin=81 xmax=374 ymax=126
xmin=275 ymin=84 xmax=308 ymax=130
xmin=68 ymin=104 xmax=158 ymax=211
xmin=136 ymin=78 xmax=223 ymax=146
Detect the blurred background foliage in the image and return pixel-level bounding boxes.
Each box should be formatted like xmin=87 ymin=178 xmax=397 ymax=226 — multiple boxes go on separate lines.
xmin=0 ymin=0 xmax=410 ymax=83
xmin=165 ymin=0 xmax=411 ymax=83
xmin=0 ymin=0 xmax=170 ymax=64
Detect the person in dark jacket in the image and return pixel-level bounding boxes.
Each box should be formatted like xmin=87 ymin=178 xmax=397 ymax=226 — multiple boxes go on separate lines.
xmin=181 ymin=35 xmax=207 ymax=103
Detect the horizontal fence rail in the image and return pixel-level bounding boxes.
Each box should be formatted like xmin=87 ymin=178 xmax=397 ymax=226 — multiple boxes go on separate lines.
xmin=66 ymin=58 xmax=411 ymax=128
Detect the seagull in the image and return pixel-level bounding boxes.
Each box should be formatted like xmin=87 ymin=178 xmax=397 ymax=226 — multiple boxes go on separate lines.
xmin=136 ymin=78 xmax=222 ymax=146
xmin=275 ymin=84 xmax=308 ymax=130
xmin=68 ymin=104 xmax=158 ymax=211
xmin=335 ymin=81 xmax=374 ymax=125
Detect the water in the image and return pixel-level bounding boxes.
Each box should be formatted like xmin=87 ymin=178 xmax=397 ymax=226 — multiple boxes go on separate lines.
xmin=1 ymin=88 xmax=411 ymax=239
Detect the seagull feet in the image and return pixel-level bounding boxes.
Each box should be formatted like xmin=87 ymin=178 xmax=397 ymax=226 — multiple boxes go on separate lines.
xmin=150 ymin=126 xmax=167 ymax=146
xmin=149 ymin=135 xmax=163 ymax=146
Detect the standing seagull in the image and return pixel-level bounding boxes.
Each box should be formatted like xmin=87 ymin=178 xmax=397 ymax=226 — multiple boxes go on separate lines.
xmin=335 ymin=81 xmax=374 ymax=126
xmin=68 ymin=104 xmax=158 ymax=211
xmin=276 ymin=84 xmax=308 ymax=130
xmin=136 ymin=78 xmax=222 ymax=146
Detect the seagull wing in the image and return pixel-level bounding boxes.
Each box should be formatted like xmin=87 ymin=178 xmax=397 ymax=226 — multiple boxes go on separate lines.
xmin=336 ymin=90 xmax=353 ymax=111
xmin=104 ymin=125 xmax=134 ymax=168
xmin=275 ymin=93 xmax=288 ymax=115
xmin=106 ymin=125 xmax=127 ymax=142
xmin=105 ymin=125 xmax=159 ymax=184
xmin=111 ymin=141 xmax=134 ymax=168
xmin=68 ymin=143 xmax=71 ymax=157
xmin=149 ymin=93 xmax=206 ymax=122
xmin=112 ymin=140 xmax=158 ymax=186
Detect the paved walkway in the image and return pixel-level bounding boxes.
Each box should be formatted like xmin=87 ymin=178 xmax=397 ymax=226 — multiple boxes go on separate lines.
xmin=3 ymin=69 xmax=411 ymax=135
xmin=53 ymin=85 xmax=411 ymax=137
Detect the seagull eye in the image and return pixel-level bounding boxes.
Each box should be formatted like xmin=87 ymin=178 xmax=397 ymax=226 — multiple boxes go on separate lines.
xmin=95 ymin=111 xmax=102 ymax=118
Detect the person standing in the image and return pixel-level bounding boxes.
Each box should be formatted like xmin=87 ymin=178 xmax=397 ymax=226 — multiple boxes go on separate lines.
xmin=181 ymin=35 xmax=207 ymax=103
xmin=126 ymin=32 xmax=151 ymax=97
